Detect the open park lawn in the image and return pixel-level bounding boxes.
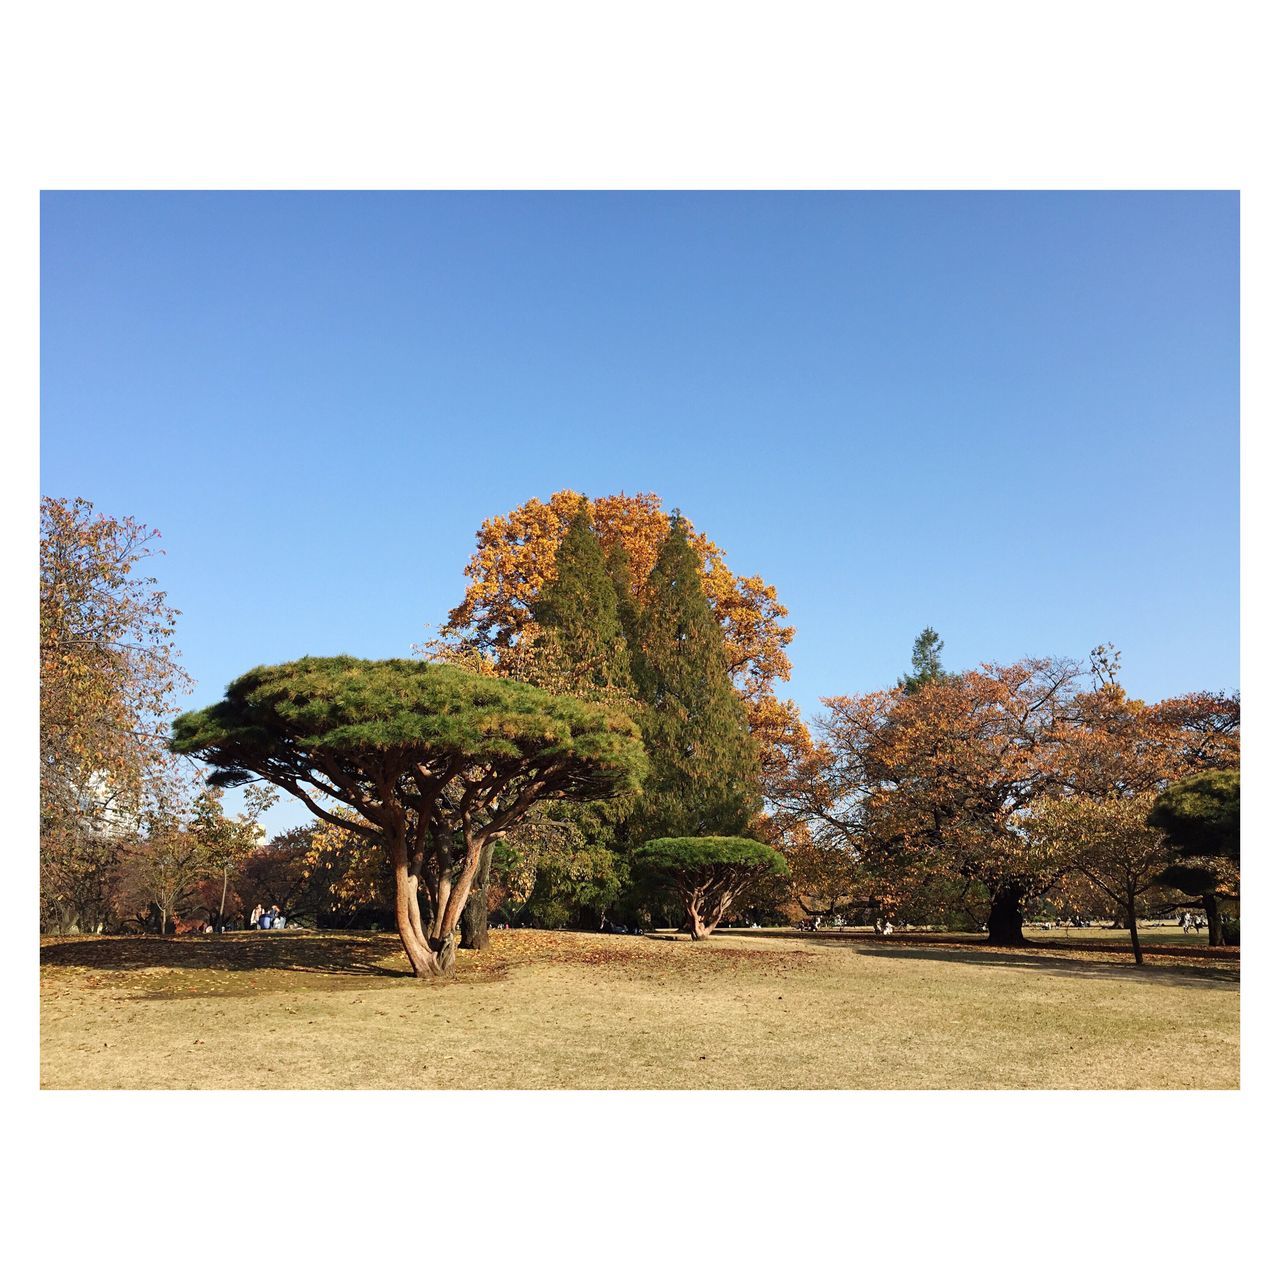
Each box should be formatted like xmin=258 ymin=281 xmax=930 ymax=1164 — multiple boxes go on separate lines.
xmin=40 ymin=928 xmax=1239 ymax=1090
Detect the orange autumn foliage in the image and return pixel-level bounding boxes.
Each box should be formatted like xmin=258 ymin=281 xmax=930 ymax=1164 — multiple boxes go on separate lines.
xmin=424 ymin=490 xmax=808 ymax=796
xmin=796 ymin=655 xmax=1240 ymax=927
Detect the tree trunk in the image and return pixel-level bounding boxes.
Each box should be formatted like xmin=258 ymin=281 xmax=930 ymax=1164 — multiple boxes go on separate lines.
xmin=429 ymin=930 xmax=458 ymax=973
xmin=1205 ymin=894 xmax=1222 ymax=946
xmin=459 ymin=843 xmax=493 ymax=951
xmin=687 ymin=911 xmax=712 ymax=940
xmin=1126 ymin=891 xmax=1143 ymax=965
xmin=386 ymin=828 xmax=491 ymax=978
xmin=686 ymin=890 xmax=730 ymax=940
xmin=986 ymin=885 xmax=1026 ymax=946
xmin=218 ymin=867 xmax=229 ymax=929
xmin=393 ymin=848 xmax=450 ymax=978
xmin=686 ymin=892 xmax=711 ymax=940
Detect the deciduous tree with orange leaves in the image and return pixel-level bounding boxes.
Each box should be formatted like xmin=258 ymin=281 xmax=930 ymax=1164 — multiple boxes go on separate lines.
xmin=799 ymin=645 xmax=1240 ymax=946
xmin=423 ymin=490 xmax=812 ymax=926
xmin=422 ymin=489 xmax=804 ymax=784
xmin=822 ymin=659 xmax=1083 ymax=944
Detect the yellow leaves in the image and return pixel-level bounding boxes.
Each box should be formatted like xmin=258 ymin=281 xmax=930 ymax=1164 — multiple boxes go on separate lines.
xmin=41 ymin=497 xmax=193 ymax=916
xmin=298 ymin=811 xmax=387 ymax=909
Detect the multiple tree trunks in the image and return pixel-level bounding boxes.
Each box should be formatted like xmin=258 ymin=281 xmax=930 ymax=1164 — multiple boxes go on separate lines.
xmin=683 ymin=885 xmax=737 ymax=941
xmin=389 ymin=830 xmax=499 ymax=978
xmin=984 ymin=883 xmax=1227 ymax=958
xmin=686 ymin=907 xmax=721 ymax=941
xmin=169 ymin=657 xmax=645 ymax=983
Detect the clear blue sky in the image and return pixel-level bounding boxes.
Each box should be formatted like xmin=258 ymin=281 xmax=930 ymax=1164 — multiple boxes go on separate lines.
xmin=41 ymin=191 xmax=1239 ymax=834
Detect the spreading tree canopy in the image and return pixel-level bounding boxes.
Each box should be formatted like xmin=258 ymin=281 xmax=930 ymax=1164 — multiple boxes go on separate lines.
xmin=170 ymin=657 xmax=646 ymax=977
xmin=803 ymin=656 xmax=1239 ymax=946
xmin=813 ymin=659 xmax=1080 ymax=945
xmin=1028 ymin=792 xmax=1171 ymax=965
xmin=635 ymin=836 xmax=787 ymax=939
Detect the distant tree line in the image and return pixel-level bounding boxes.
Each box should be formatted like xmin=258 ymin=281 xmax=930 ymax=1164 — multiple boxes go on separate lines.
xmin=40 ymin=490 xmax=1241 ymax=973
xmin=782 ymin=634 xmax=1239 ymax=962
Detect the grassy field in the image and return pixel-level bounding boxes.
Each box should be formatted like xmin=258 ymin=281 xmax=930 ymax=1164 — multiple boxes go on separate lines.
xmin=39 ymin=927 xmax=1239 ymax=1090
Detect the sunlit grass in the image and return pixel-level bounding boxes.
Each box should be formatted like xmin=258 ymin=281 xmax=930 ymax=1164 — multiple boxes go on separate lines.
xmin=40 ymin=928 xmax=1238 ymax=1090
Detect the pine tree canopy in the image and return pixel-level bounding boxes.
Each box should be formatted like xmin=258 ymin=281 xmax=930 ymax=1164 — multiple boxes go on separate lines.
xmin=635 ymin=836 xmax=788 ymax=883
xmin=169 ymin=656 xmax=647 ymax=808
xmin=635 ymin=835 xmax=788 ymax=940
xmin=1148 ymin=769 xmax=1240 ymax=863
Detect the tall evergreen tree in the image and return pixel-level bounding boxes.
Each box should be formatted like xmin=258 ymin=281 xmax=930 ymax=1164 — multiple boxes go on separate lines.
xmin=605 ymin=539 xmax=641 ymax=663
xmin=463 ymin=506 xmax=636 ymax=946
xmin=531 ymin=503 xmax=635 ymax=700
xmin=902 ymin=626 xmax=946 ymax=694
xmin=628 ymin=514 xmax=759 ymax=843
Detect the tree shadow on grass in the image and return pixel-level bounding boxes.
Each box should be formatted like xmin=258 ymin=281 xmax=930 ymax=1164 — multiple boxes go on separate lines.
xmin=787 ymin=935 xmax=1239 ymax=990
xmin=39 ymin=931 xmax=415 ymax=980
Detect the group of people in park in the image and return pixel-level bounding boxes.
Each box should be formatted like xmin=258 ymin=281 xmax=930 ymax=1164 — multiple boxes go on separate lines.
xmin=249 ymin=903 xmax=286 ymax=930
xmin=1179 ymin=911 xmax=1208 ymax=934
xmin=796 ymin=916 xmax=894 ymax=934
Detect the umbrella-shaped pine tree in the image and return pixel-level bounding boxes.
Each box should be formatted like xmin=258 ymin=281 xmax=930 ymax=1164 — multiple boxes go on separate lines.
xmin=635 ymin=836 xmax=787 ymax=940
xmin=170 ymin=656 xmax=646 ymax=977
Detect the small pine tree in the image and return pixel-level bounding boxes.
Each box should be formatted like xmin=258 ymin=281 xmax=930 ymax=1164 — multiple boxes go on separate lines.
xmin=628 ymin=514 xmax=759 ymax=843
xmin=902 ymin=626 xmax=946 ymax=694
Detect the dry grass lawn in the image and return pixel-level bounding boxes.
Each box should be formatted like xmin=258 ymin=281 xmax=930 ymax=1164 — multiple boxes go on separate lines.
xmin=40 ymin=927 xmax=1239 ymax=1090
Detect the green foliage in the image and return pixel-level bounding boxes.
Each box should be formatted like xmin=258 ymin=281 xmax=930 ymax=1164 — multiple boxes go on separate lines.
xmin=1155 ymin=861 xmax=1223 ymax=899
xmin=171 ymin=657 xmax=647 ymax=975
xmin=531 ymin=503 xmax=636 ymax=700
xmin=170 ymin=656 xmax=647 ymax=806
xmin=901 ymin=626 xmax=946 ymax=694
xmin=480 ymin=512 xmax=641 ymax=931
xmin=628 ymin=516 xmax=760 ymax=841
xmin=526 ymin=840 xmax=626 ymax=927
xmin=1148 ymin=769 xmax=1240 ymax=863
xmin=636 ymin=836 xmax=787 ymax=882
xmin=605 ymin=540 xmax=640 ymax=656
xmin=1147 ymin=770 xmax=1240 ymax=946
